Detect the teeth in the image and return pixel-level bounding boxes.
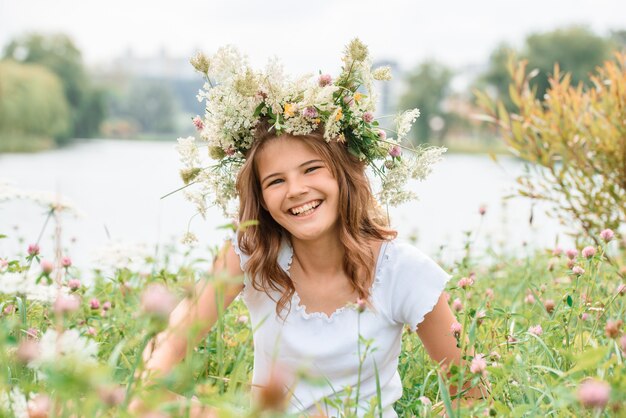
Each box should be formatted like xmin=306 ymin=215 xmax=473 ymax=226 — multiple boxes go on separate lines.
xmin=290 ymin=200 xmax=320 ymax=215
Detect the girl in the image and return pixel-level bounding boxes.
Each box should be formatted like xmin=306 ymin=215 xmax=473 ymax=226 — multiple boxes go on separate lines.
xmin=136 ymin=40 xmax=483 ymax=417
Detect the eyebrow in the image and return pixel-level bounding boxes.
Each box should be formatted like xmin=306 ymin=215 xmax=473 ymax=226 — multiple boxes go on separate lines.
xmin=261 ymin=159 xmax=324 ymax=186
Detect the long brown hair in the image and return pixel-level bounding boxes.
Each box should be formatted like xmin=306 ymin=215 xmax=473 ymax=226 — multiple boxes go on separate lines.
xmin=236 ymin=123 xmax=397 ymax=318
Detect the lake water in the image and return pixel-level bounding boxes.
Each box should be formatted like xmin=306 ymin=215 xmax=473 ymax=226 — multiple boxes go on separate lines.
xmin=0 ymin=139 xmax=573 ymax=272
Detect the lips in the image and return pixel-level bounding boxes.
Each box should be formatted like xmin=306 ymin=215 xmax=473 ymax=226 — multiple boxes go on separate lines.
xmin=289 ymin=199 xmax=322 ymax=216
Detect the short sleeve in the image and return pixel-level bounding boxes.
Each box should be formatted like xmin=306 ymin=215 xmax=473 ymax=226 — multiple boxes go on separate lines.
xmin=228 ymin=230 xmax=251 ymax=274
xmin=385 ymin=242 xmax=452 ymax=332
xmin=226 ymin=231 xmax=292 ymax=288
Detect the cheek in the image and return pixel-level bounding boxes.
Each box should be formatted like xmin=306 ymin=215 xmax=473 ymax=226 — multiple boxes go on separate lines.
xmin=261 ymin=189 xmax=280 ymax=212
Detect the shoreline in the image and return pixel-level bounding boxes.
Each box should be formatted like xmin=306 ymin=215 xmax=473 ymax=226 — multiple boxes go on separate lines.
xmin=0 ymin=135 xmax=512 ymax=155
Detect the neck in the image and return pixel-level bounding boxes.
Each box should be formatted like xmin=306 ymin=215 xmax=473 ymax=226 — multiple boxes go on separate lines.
xmin=290 ymin=231 xmax=345 ymax=280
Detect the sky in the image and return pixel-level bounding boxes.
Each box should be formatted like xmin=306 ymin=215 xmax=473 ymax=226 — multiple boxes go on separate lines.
xmin=1 ymin=0 xmax=625 ymax=75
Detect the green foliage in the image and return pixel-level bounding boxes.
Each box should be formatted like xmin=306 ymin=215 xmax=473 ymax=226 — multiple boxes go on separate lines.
xmin=2 ymin=33 xmax=105 ymax=142
xmin=1 ymin=218 xmax=625 ymax=416
xmin=478 ymin=26 xmax=615 ymax=109
xmin=126 ymin=80 xmax=178 ymax=133
xmin=398 ymin=61 xmax=453 ymax=144
xmin=475 ymin=53 xmax=626 ymax=252
xmin=476 ymin=43 xmax=518 ymax=110
xmin=610 ymin=30 xmax=626 ymax=50
xmin=524 ymin=26 xmax=613 ymax=101
xmin=0 ymin=60 xmax=71 ymax=147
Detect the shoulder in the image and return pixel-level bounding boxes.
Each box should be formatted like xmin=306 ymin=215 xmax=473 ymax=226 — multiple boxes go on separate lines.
xmin=380 ymin=239 xmax=451 ymax=292
xmin=214 ymin=240 xmax=245 ymax=278
xmin=378 ymin=239 xmax=452 ymax=330
xmin=387 ymin=240 xmax=443 ymax=272
xmin=227 ymin=230 xmax=251 ymax=272
xmin=227 ymin=229 xmax=292 ymax=274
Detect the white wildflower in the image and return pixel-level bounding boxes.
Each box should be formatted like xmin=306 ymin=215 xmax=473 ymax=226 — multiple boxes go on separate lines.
xmin=0 ymin=387 xmax=28 ymax=418
xmin=208 ymin=45 xmax=247 ymax=82
xmin=376 ymin=145 xmax=446 ymax=206
xmin=409 ymin=146 xmax=447 ymax=180
xmin=395 ymin=109 xmax=421 ymax=140
xmin=181 ymin=231 xmax=198 ymax=246
xmin=372 ymin=66 xmax=392 ymax=81
xmin=91 ymin=240 xmax=151 ymax=272
xmin=283 ymin=115 xmax=317 ymax=136
xmin=29 ymin=329 xmax=98 ymax=379
xmin=264 ymin=56 xmax=286 ymax=86
xmin=301 ymin=84 xmax=339 ymax=111
xmin=205 ymin=163 xmax=241 ymax=218
xmin=324 ymin=107 xmax=343 ymax=142
xmin=377 ymin=162 xmax=416 ymax=206
xmin=175 ymin=136 xmax=200 ymax=168
xmin=0 ymin=180 xmax=84 ymax=217
xmin=183 ymin=190 xmax=208 ymax=219
xmin=202 ymin=86 xmax=259 ymax=151
xmin=0 ymin=272 xmax=67 ymax=303
xmin=359 ymin=58 xmax=376 ymax=101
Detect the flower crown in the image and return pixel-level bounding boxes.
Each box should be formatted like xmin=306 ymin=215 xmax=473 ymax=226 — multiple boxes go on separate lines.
xmin=175 ymin=39 xmax=446 ymax=220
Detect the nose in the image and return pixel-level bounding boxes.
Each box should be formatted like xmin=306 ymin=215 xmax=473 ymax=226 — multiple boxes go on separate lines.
xmin=285 ymin=176 xmax=309 ymax=199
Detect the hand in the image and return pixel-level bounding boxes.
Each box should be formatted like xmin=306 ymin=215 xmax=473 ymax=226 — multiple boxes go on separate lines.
xmin=186 ymin=396 xmax=218 ymax=418
xmin=128 ymin=397 xmax=147 ymax=415
xmin=128 ymin=392 xmax=217 ymax=418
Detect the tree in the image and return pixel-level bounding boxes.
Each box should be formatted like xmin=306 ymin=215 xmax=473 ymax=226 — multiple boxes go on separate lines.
xmin=2 ymin=33 xmax=105 ymax=140
xmin=478 ymin=27 xmax=614 ymax=107
xmin=0 ymin=60 xmax=70 ymax=145
xmin=476 ymin=43 xmax=517 ymax=110
xmin=609 ymin=30 xmax=626 ymax=50
xmin=74 ymin=87 xmax=107 ymax=139
xmin=126 ymin=79 xmax=177 ymax=133
xmin=398 ymin=61 xmax=453 ymax=144
xmin=524 ymin=26 xmax=613 ymax=100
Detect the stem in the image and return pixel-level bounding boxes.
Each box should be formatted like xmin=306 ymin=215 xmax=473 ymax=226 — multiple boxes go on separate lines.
xmin=124 ymin=332 xmax=156 ymax=407
xmin=160 ymin=181 xmax=199 ymax=200
xmin=36 ymin=208 xmax=54 ymax=243
xmin=24 ymin=208 xmax=55 ymax=280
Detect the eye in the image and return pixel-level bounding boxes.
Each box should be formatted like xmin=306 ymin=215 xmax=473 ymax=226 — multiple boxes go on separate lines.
xmin=267 ymin=178 xmax=284 ymax=187
xmin=305 ymin=166 xmax=322 ymax=174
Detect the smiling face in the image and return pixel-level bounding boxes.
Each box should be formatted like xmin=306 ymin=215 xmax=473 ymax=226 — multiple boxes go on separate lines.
xmin=255 ymin=135 xmax=340 ymax=242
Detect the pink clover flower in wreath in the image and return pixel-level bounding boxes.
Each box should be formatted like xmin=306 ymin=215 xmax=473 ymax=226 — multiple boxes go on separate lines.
xmin=302 ymin=107 xmax=318 ymax=119
xmin=192 ymin=116 xmax=204 ymax=131
xmin=389 ymin=145 xmax=401 ymax=158
xmin=318 ymin=74 xmax=332 ymax=87
xmin=362 ymin=111 xmax=375 ymax=123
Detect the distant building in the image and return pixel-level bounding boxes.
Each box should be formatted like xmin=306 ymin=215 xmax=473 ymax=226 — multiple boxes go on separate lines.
xmin=105 ymin=47 xmax=197 ymax=80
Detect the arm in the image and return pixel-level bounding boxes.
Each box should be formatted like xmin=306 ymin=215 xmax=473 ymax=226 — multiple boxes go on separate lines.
xmin=417 ymin=292 xmax=488 ymax=402
xmin=129 ymin=242 xmax=244 ymax=415
xmin=140 ymin=241 xmax=245 ymax=380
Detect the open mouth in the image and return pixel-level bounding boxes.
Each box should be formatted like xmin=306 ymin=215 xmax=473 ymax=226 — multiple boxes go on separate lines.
xmin=289 ymin=200 xmax=322 ymax=217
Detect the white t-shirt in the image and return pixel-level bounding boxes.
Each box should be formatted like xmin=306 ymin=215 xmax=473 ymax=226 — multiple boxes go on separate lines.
xmin=231 ymin=234 xmax=451 ymax=417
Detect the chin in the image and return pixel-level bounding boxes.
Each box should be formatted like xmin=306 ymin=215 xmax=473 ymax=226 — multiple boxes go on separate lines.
xmin=284 ymin=221 xmax=339 ymax=242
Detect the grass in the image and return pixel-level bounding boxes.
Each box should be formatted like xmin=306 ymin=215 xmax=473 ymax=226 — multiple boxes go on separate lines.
xmin=0 ymin=214 xmax=624 ymax=417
